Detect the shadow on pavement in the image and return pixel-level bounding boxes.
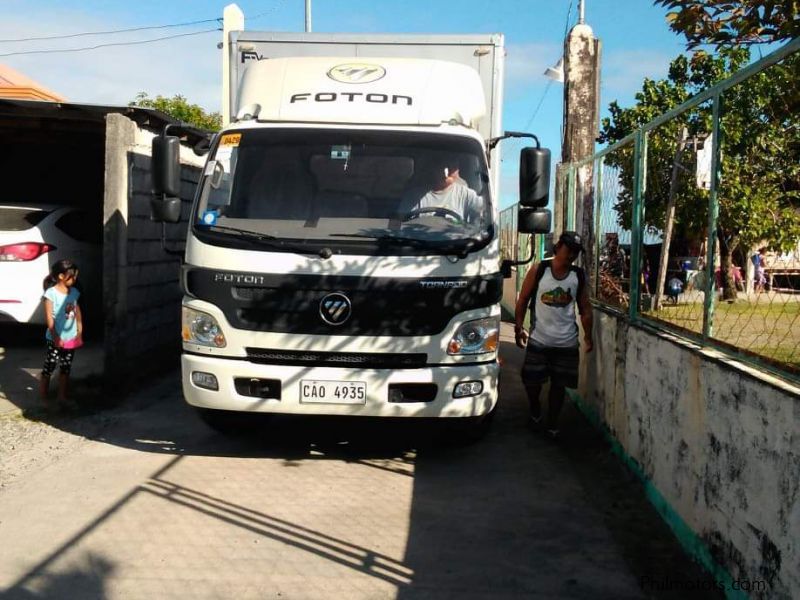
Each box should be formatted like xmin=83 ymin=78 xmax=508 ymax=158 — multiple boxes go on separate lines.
xmin=2 ymin=329 xmax=723 ymax=599
xmin=0 ymin=323 xmax=105 ymax=421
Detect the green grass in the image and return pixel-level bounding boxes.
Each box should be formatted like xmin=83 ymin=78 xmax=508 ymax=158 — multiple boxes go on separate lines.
xmin=643 ymin=296 xmax=800 ymax=370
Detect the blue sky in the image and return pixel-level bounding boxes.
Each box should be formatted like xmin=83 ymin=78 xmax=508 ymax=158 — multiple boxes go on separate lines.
xmin=2 ymin=0 xmax=689 ymax=208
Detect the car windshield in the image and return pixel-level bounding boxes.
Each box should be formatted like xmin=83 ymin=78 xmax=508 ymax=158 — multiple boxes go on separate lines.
xmin=194 ymin=128 xmax=492 ymax=255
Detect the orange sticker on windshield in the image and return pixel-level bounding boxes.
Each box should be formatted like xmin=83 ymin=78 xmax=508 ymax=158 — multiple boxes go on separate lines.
xmin=220 ymin=133 xmax=242 ymax=146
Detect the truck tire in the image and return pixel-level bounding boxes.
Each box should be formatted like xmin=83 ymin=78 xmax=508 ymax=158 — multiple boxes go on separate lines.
xmin=445 ymin=405 xmax=496 ymax=445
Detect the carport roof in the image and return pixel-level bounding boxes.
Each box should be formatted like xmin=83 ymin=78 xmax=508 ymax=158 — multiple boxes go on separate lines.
xmin=0 ymin=98 xmax=211 ymax=148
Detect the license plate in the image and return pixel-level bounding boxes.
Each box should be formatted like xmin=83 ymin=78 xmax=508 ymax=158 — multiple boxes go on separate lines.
xmin=299 ymin=380 xmax=367 ymax=405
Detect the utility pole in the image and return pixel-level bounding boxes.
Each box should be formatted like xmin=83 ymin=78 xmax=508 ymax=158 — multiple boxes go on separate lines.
xmin=305 ymin=0 xmax=312 ymax=32
xmin=558 ymin=0 xmax=601 ymax=269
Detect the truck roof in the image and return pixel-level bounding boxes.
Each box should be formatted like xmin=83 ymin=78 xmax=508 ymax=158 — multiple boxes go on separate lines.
xmin=235 ymin=56 xmax=486 ymax=129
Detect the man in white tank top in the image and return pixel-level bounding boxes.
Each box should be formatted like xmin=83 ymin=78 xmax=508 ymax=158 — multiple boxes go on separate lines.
xmin=514 ymin=231 xmax=594 ymax=439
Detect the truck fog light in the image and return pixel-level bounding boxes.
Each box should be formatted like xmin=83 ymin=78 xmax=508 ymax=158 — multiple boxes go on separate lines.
xmin=192 ymin=371 xmax=219 ymax=391
xmin=453 ymin=381 xmax=483 ymax=398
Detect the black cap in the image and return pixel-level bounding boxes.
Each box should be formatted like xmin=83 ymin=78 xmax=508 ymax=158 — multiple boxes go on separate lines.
xmin=558 ymin=231 xmax=585 ymax=253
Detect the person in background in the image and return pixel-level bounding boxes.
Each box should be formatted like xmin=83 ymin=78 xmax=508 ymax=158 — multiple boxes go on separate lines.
xmin=39 ymin=259 xmax=83 ymax=411
xmin=514 ymin=231 xmax=594 ymax=440
xmin=752 ymin=247 xmax=767 ymax=293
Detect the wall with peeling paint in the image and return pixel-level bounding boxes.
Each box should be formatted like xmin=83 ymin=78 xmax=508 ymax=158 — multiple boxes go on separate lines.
xmin=580 ymin=310 xmax=799 ymax=599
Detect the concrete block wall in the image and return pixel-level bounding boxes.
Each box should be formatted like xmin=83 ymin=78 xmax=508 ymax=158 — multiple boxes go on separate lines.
xmin=103 ymin=113 xmax=204 ymax=388
xmin=580 ymin=310 xmax=799 ymax=599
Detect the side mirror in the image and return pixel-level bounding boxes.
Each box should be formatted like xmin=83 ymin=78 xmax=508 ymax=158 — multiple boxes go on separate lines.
xmin=150 ymin=197 xmax=181 ymax=224
xmin=519 ymin=147 xmax=551 ymax=207
xmin=152 ymin=136 xmax=181 ymax=197
xmin=518 ymin=208 xmax=551 ymax=234
xmin=151 ymin=135 xmax=182 ymax=224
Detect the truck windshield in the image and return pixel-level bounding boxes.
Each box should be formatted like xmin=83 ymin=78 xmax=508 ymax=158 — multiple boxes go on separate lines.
xmin=194 ymin=128 xmax=492 ymax=255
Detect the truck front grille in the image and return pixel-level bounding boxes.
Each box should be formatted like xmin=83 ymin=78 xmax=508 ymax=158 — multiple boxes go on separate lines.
xmin=245 ymin=348 xmax=427 ymax=369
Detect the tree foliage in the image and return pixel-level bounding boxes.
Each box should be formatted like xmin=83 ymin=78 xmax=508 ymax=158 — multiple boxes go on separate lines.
xmin=600 ymin=47 xmax=800 ymax=297
xmin=654 ymin=0 xmax=800 ymax=49
xmin=130 ymin=92 xmax=221 ymax=131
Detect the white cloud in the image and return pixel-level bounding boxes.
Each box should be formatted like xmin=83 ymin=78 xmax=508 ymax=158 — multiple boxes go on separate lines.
xmin=0 ymin=8 xmax=222 ymax=111
xmin=504 ymin=42 xmax=561 ymax=99
xmin=600 ymin=48 xmax=676 ymax=106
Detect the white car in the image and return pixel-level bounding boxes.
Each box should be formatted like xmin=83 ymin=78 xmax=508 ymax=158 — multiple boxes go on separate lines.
xmin=0 ymin=204 xmax=101 ymax=325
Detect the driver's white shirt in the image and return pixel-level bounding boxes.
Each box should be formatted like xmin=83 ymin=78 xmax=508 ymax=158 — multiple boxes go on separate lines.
xmin=414 ymin=181 xmax=481 ymax=223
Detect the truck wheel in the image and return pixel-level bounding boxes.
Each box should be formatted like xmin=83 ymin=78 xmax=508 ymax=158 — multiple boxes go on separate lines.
xmin=195 ymin=407 xmax=268 ymax=435
xmin=446 ymin=405 xmax=496 ymax=445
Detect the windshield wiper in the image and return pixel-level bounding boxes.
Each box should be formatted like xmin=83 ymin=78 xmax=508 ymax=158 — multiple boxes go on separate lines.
xmin=197 ymin=224 xmax=312 ymax=255
xmin=200 ymin=224 xmax=278 ymax=241
xmin=330 ymin=233 xmax=485 ymax=255
xmin=197 ymin=223 xmax=278 ymax=241
xmin=330 ymin=233 xmax=434 ymax=246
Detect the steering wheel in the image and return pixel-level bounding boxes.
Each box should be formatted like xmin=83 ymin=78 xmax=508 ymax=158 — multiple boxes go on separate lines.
xmin=403 ymin=206 xmax=463 ymax=224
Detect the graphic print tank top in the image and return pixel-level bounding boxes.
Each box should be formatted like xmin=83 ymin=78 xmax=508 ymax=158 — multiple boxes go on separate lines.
xmin=530 ymin=262 xmax=581 ymax=347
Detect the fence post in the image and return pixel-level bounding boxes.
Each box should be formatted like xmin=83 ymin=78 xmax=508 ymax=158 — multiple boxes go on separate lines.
xmin=594 ymin=156 xmax=604 ymax=298
xmin=516 ymin=232 xmax=529 ymax=299
xmin=703 ymin=93 xmax=723 ymax=340
xmin=629 ymin=130 xmax=647 ymax=321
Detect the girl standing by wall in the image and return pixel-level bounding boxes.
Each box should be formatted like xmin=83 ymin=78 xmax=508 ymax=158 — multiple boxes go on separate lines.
xmin=39 ymin=259 xmax=83 ymax=411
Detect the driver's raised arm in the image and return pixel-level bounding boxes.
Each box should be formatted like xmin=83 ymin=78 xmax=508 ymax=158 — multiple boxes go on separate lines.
xmin=464 ymin=187 xmax=482 ymax=224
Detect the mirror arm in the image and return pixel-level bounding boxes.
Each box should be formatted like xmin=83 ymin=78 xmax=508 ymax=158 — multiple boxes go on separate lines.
xmin=509 ymin=238 xmax=535 ymax=268
xmin=160 ymin=223 xmax=185 ymax=261
xmin=487 ymin=130 xmax=541 ymax=162
xmin=501 ymin=236 xmax=536 ymax=278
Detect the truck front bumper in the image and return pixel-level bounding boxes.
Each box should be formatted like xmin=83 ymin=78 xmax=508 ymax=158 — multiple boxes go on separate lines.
xmin=182 ymin=353 xmax=498 ymax=418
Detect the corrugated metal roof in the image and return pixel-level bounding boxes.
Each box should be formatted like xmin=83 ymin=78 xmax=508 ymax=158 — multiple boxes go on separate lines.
xmin=0 ymin=98 xmax=212 ymax=148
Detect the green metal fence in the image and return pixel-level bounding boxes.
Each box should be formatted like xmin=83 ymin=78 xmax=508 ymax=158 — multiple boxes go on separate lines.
xmin=499 ymin=205 xmax=531 ymax=317
xmin=553 ymin=37 xmax=800 ymax=379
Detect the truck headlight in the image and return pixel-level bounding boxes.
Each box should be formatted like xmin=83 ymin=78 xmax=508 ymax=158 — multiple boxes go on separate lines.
xmin=182 ymin=307 xmax=226 ymax=348
xmin=447 ymin=317 xmax=499 ymax=355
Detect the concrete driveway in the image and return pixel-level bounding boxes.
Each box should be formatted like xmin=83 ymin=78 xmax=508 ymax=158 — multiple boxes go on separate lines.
xmin=0 ymin=324 xmax=104 ymax=417
xmin=0 ymin=323 xmax=720 ymax=599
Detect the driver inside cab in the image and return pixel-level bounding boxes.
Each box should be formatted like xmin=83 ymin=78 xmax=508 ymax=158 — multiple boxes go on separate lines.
xmin=402 ymin=157 xmax=482 ymax=225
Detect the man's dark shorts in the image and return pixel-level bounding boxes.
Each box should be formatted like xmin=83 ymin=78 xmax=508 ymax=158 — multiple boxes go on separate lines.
xmin=521 ymin=342 xmax=579 ymax=389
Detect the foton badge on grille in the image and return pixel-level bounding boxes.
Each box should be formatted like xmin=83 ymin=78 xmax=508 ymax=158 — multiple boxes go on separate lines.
xmin=319 ymin=293 xmax=352 ymax=325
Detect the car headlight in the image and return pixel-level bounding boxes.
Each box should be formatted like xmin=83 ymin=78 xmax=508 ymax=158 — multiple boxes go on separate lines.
xmin=182 ymin=307 xmax=226 ymax=348
xmin=447 ymin=317 xmax=499 ymax=355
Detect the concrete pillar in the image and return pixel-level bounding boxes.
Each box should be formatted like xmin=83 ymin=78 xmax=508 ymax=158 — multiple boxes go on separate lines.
xmin=561 ymin=23 xmax=601 ymax=268
xmin=222 ymin=3 xmax=245 ymax=126
xmin=103 ymin=113 xmax=136 ymax=381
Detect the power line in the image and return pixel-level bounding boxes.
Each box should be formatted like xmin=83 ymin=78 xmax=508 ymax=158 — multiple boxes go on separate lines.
xmin=0 ymin=19 xmax=220 ymax=44
xmin=0 ymin=0 xmax=284 ymax=45
xmin=0 ymin=29 xmax=220 ymax=58
xmin=524 ymin=80 xmax=554 ymax=131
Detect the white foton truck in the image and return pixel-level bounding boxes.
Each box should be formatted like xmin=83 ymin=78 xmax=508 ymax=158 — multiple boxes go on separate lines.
xmin=151 ymin=30 xmax=551 ymax=435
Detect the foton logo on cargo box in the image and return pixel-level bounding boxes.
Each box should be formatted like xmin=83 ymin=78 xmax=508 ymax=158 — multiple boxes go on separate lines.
xmin=327 ymin=63 xmax=386 ymax=84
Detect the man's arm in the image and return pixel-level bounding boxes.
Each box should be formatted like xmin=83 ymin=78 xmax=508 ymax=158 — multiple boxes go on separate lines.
xmin=577 ymin=272 xmax=594 ymax=353
xmin=514 ymin=262 xmax=539 ymax=348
